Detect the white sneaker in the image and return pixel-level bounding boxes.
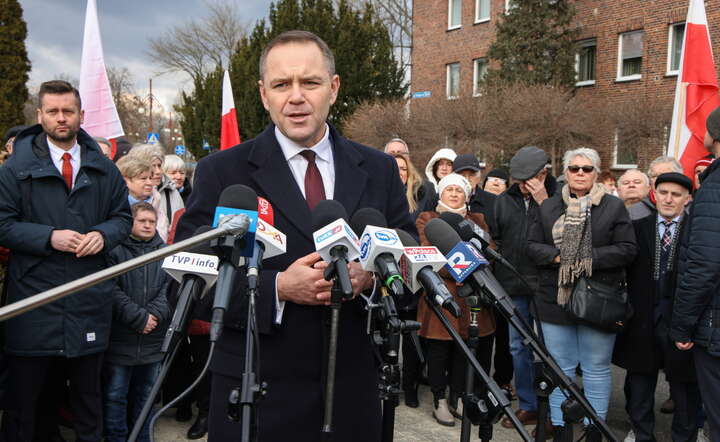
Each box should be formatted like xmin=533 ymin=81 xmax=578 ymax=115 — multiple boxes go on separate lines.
xmin=623 ymin=429 xmax=636 ymax=442
xmin=433 ymin=398 xmax=455 ymax=427
xmin=697 ymin=428 xmax=710 ymax=442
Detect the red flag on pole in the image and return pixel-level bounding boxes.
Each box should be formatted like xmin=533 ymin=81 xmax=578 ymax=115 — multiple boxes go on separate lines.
xmin=667 ymin=0 xmax=720 ymax=178
xmin=220 ymin=70 xmax=241 ymax=150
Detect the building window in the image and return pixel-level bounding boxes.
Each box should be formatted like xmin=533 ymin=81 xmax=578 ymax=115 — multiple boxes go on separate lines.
xmin=575 ymin=39 xmax=596 ymax=86
xmin=667 ymin=22 xmax=685 ymax=75
xmin=613 ymin=130 xmax=638 ymax=168
xmin=473 ymin=58 xmax=488 ymax=96
xmin=448 ymin=0 xmax=461 ymax=29
xmin=617 ymin=31 xmax=644 ymax=81
xmin=475 ymin=0 xmax=490 ymax=22
xmin=447 ymin=63 xmax=460 ymax=99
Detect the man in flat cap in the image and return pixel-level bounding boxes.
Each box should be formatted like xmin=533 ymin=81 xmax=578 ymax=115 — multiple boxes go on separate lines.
xmin=492 ymin=146 xmax=558 ymax=434
xmin=671 ymin=107 xmax=720 ymax=439
xmin=615 ymin=172 xmax=700 ymax=442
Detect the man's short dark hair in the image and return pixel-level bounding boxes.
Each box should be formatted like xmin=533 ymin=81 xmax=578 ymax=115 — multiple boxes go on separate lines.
xmin=38 ymin=80 xmax=82 ymax=109
xmin=259 ymin=30 xmax=335 ymax=79
xmin=131 ymin=202 xmax=156 ymax=218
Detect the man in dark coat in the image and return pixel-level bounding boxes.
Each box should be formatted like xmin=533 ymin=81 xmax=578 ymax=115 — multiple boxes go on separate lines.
xmin=492 ymin=146 xmax=557 ymax=432
xmin=614 ymin=172 xmax=700 ymax=442
xmin=0 ymin=80 xmax=132 ymax=441
xmin=671 ymin=106 xmax=720 ymax=440
xmin=175 ymin=31 xmax=415 ymax=442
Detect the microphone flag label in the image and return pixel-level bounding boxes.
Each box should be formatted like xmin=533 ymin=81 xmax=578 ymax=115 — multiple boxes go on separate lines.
xmin=443 ymin=242 xmax=488 ymax=282
xmin=212 ymin=207 xmax=258 ymax=257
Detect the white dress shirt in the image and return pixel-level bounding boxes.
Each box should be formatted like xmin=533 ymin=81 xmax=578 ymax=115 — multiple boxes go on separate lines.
xmin=273 ymin=124 xmax=337 ymax=324
xmin=658 ymin=214 xmax=682 ymax=240
xmin=47 ymin=137 xmax=81 ymax=188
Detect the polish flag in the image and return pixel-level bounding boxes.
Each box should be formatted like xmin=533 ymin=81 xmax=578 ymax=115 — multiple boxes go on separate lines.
xmin=220 ymin=70 xmax=241 ymax=150
xmin=667 ymin=0 xmax=720 ymax=179
xmin=78 ymin=0 xmax=124 ymax=142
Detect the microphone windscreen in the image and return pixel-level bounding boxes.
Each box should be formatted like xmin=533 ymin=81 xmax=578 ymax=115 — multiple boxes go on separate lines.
xmin=312 ymin=200 xmax=348 ymax=231
xmin=349 ymin=207 xmax=387 ymax=236
xmin=439 ymin=211 xmax=464 ymax=228
xmin=439 ymin=212 xmax=474 ymax=241
xmin=188 ymin=225 xmax=215 ymax=255
xmin=424 ymin=218 xmax=462 ymax=255
xmin=395 ymin=229 xmax=419 ymax=247
xmin=218 ymin=184 xmax=258 ymax=210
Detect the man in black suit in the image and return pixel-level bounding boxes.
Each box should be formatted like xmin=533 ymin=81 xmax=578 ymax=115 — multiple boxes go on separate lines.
xmin=613 ymin=172 xmax=701 ymax=442
xmin=175 ymin=30 xmax=415 ymax=442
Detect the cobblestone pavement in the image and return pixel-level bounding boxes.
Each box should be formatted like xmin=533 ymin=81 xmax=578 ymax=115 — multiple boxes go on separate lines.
xmin=59 ymin=366 xmax=693 ymax=441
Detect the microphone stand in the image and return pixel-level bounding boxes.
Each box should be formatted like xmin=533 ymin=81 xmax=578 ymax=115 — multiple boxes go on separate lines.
xmin=423 ymin=295 xmax=532 ymax=442
xmin=368 ymin=286 xmax=422 ymax=442
xmin=228 ymin=244 xmax=267 ymax=442
xmin=321 ymin=246 xmax=353 ymax=442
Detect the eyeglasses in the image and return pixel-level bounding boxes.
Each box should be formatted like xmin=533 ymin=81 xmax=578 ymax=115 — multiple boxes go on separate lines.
xmin=567 ymin=165 xmax=595 ymax=174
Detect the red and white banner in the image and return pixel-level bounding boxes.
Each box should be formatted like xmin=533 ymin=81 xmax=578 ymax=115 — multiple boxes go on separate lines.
xmin=220 ymin=70 xmax=241 ymax=150
xmin=78 ymin=0 xmax=124 ymax=141
xmin=667 ymin=0 xmax=720 ymax=178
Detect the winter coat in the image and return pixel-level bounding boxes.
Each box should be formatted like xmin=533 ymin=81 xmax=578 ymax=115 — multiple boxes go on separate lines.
xmin=415 ymin=211 xmax=496 ymax=340
xmin=410 ymin=180 xmax=438 ymax=221
xmin=106 ymin=233 xmax=170 ymax=366
xmin=152 ymin=176 xmax=183 ymax=242
xmin=492 ymin=177 xmax=558 ymax=298
xmin=178 ymin=177 xmax=192 ymax=203
xmin=670 ymin=159 xmax=720 ymax=354
xmin=526 ymin=190 xmax=637 ymax=326
xmin=0 ymin=125 xmax=132 ymax=357
xmin=424 ymin=148 xmax=457 ymax=191
xmin=469 ymin=187 xmax=497 ymax=233
xmin=613 ymin=215 xmax=696 ymax=382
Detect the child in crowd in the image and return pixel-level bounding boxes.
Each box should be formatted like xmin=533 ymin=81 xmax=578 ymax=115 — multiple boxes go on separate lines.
xmin=103 ymin=202 xmax=170 ymax=442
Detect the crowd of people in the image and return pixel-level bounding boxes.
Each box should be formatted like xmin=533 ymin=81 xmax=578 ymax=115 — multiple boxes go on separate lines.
xmin=1 ymin=29 xmax=720 ymax=442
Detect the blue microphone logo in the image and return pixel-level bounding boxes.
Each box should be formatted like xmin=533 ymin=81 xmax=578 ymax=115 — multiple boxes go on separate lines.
xmin=443 ymin=242 xmax=486 ymax=282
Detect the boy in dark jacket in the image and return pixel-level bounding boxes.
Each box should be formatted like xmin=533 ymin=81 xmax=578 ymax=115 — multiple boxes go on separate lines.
xmin=103 ymin=202 xmax=170 ymax=442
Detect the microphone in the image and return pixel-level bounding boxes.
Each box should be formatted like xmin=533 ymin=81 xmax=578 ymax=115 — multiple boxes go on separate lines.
xmin=424 ymin=218 xmax=515 ymax=313
xmin=246 ymin=198 xmax=287 ymax=292
xmin=395 ymin=229 xmax=461 ymax=318
xmin=161 ymin=226 xmax=217 ymax=353
xmin=312 ymin=200 xmax=358 ymax=299
xmin=211 ymin=185 xmax=259 ymax=342
xmin=257 ymin=196 xmax=274 ymax=225
xmin=350 ymin=208 xmax=405 ymax=296
xmin=439 ymin=212 xmax=511 ymax=267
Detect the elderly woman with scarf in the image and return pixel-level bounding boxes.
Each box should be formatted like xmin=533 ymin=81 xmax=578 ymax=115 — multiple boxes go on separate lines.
xmin=415 ymin=173 xmax=496 ymax=427
xmin=527 ymin=148 xmax=637 ymax=441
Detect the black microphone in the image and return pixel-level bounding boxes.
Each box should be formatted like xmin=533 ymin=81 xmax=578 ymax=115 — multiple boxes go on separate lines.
xmin=350 ymin=208 xmax=405 ymax=296
xmin=395 ymin=229 xmax=461 ymax=318
xmin=161 ymin=226 xmax=217 ymax=353
xmin=210 ymin=184 xmax=259 ymax=342
xmin=439 ymin=212 xmax=512 ymax=269
xmin=312 ymin=200 xmax=355 ymax=298
xmin=424 ymin=218 xmax=516 ymax=314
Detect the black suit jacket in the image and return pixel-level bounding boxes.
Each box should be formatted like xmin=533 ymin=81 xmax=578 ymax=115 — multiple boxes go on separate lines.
xmin=175 ymin=124 xmax=415 ymax=441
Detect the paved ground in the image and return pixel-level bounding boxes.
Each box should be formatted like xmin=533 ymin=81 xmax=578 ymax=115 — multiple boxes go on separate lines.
xmin=147 ymin=367 xmax=685 ymax=441
xmin=57 ymin=366 xmax=698 ymax=441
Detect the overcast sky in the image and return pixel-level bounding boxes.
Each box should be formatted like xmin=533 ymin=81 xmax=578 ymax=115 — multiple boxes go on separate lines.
xmin=19 ymin=0 xmax=273 ymax=111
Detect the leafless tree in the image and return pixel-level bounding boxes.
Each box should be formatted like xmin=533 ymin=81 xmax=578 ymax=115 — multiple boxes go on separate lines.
xmin=146 ymin=0 xmax=247 ymax=81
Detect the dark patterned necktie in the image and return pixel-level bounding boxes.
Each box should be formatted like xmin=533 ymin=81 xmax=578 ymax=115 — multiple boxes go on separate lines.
xmin=300 ymin=150 xmax=325 ymax=210
xmin=661 ymin=220 xmax=675 ymax=253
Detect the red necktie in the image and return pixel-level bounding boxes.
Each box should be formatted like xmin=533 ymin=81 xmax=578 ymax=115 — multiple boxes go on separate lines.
xmin=61 ymin=152 xmax=73 ymax=190
xmin=300 ymin=150 xmax=325 ymax=210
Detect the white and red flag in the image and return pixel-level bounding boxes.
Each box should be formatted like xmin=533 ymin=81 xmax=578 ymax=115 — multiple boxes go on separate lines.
xmin=220 ymin=70 xmax=241 ymax=150
xmin=78 ymin=0 xmax=124 ymax=146
xmin=667 ymin=0 xmax=720 ymax=178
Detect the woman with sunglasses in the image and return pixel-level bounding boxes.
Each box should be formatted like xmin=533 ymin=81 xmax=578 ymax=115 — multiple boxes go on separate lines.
xmin=527 ymin=147 xmax=637 ymax=441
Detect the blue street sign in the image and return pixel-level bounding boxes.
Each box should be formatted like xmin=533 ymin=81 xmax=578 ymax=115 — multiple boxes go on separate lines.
xmin=202 ymin=141 xmax=210 ymax=151
xmin=412 ymin=91 xmax=431 ymax=99
xmin=175 ymin=145 xmax=186 ymax=156
xmin=146 ymin=132 xmax=160 ymax=144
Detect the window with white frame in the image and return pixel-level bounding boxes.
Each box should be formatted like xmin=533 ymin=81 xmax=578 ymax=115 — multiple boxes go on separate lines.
xmin=448 ymin=0 xmax=462 ymax=29
xmin=617 ymin=31 xmax=644 ymax=81
xmin=473 ymin=58 xmax=488 ymax=95
xmin=475 ymin=0 xmax=490 ymax=22
xmin=667 ymin=22 xmax=685 ymax=75
xmin=613 ymin=130 xmax=638 ymax=168
xmin=447 ymin=63 xmax=460 ymax=99
xmin=575 ymin=39 xmax=596 ymax=86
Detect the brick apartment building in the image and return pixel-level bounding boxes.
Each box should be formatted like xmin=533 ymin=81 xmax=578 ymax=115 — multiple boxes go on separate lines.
xmin=411 ymin=0 xmax=720 ymax=172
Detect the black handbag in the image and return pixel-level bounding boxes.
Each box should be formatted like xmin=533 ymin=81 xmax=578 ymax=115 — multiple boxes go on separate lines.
xmin=564 ymin=276 xmax=632 ymax=333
